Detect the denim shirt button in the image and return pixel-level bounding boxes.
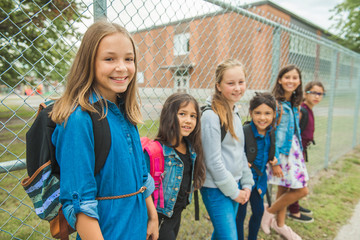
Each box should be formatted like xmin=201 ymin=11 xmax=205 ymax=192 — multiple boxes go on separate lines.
xmin=72 ymin=194 xmax=78 ymax=199
xmin=175 ymin=188 xmax=179 ymax=191
xmin=171 ymin=198 xmax=175 ymax=202
xmin=179 ymin=164 xmax=183 ymax=167
xmin=168 ymin=162 xmax=171 ymax=166
xmin=177 ymin=176 xmax=181 ymax=180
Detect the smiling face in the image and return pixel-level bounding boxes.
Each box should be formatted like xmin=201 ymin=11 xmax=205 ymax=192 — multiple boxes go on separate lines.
xmin=177 ymin=102 xmax=197 ymax=140
xmin=304 ymin=85 xmax=324 ymax=108
xmin=250 ymin=103 xmax=275 ymax=135
xmin=216 ymin=66 xmax=246 ymax=108
xmin=94 ymin=32 xmax=135 ymax=103
xmin=278 ymin=69 xmax=301 ymax=101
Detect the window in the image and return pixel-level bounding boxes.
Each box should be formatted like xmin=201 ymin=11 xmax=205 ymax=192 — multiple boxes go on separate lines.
xmin=137 ymin=72 xmax=144 ymax=84
xmin=174 ymin=69 xmax=190 ymax=93
xmin=174 ymin=33 xmax=190 ymax=56
xmin=290 ymin=35 xmax=316 ymax=57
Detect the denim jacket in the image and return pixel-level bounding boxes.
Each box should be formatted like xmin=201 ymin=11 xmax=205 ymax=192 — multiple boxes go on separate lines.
xmin=144 ymin=141 xmax=196 ymax=218
xmin=275 ymin=101 xmax=303 ymax=156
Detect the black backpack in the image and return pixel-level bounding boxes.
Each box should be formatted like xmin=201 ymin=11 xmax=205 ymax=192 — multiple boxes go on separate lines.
xmin=299 ymin=106 xmax=315 ymax=162
xmin=299 ymin=106 xmax=309 ymax=132
xmin=242 ymin=122 xmax=276 ymax=176
xmin=21 ymin=100 xmax=111 ymax=239
xmin=243 ymin=122 xmax=276 ymax=207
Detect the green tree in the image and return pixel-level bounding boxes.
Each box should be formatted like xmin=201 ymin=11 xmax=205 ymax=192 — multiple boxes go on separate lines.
xmin=0 ymin=0 xmax=84 ymax=88
xmin=330 ymin=0 xmax=360 ymax=53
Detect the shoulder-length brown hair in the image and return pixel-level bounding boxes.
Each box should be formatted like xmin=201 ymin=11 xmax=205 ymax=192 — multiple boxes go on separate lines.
xmin=212 ymin=59 xmax=246 ymax=141
xmin=304 ymin=81 xmax=325 ymax=92
xmin=156 ymin=93 xmax=205 ymax=190
xmin=272 ymin=64 xmax=303 ymax=107
xmin=50 ymin=20 xmax=142 ymax=125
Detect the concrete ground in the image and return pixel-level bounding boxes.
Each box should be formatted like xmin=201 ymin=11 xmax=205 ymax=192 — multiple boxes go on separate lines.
xmin=334 ymin=200 xmax=360 ymax=240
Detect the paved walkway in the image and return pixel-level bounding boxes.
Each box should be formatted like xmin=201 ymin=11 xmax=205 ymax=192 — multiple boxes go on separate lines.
xmin=334 ymin=200 xmax=360 ymax=240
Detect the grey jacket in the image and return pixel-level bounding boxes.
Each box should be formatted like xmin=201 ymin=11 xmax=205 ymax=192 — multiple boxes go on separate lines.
xmin=201 ymin=97 xmax=254 ymax=200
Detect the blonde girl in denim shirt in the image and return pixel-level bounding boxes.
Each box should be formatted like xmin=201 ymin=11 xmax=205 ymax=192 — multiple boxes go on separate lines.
xmin=50 ymin=21 xmax=158 ymax=240
xmin=145 ymin=93 xmax=206 ymax=240
xmin=261 ymin=65 xmax=308 ymax=240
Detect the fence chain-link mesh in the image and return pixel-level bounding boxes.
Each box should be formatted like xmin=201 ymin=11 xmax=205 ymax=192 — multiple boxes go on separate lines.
xmin=1 ymin=0 xmax=360 ymax=239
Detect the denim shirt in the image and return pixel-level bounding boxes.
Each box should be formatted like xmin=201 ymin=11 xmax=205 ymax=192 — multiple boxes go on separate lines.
xmin=52 ymin=94 xmax=154 ymax=239
xmin=248 ymin=121 xmax=276 ymax=198
xmin=276 ymin=101 xmax=302 ymax=156
xmin=144 ymin=141 xmax=196 ymax=218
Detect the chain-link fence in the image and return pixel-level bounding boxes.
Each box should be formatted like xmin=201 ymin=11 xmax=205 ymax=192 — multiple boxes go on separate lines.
xmin=1 ymin=0 xmax=360 ymax=239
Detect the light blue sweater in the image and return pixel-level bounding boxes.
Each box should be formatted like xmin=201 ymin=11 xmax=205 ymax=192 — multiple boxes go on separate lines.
xmin=201 ymin=97 xmax=254 ymax=200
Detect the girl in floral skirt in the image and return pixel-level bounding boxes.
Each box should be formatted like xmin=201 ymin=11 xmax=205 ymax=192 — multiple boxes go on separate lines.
xmin=261 ymin=65 xmax=308 ymax=240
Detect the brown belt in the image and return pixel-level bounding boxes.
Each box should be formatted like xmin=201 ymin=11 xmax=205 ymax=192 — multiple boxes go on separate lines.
xmin=96 ymin=186 xmax=147 ymax=200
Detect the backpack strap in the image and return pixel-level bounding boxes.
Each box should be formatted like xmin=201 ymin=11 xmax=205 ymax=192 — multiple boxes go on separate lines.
xmin=243 ymin=123 xmax=262 ymax=176
xmin=194 ymin=189 xmax=199 ymax=221
xmin=142 ymin=138 xmax=165 ymax=208
xmin=299 ymin=106 xmax=309 ymax=133
xmin=32 ymin=103 xmax=59 ymax=178
xmin=221 ymin=112 xmax=241 ymax=142
xmin=268 ymin=128 xmax=276 ymax=162
xmin=50 ymin=207 xmax=75 ymax=239
xmin=140 ymin=137 xmax=152 ymax=148
xmin=275 ymin=101 xmax=283 ymax=127
xmin=90 ymin=101 xmax=111 ymax=175
xmin=201 ymin=105 xmax=240 ymax=142
xmin=201 ymin=105 xmax=225 ymax=141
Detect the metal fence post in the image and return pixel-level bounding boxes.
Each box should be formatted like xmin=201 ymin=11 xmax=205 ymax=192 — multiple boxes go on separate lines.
xmin=324 ymin=50 xmax=338 ymax=169
xmin=271 ymin=26 xmax=281 ymax=87
xmin=353 ymin=63 xmax=360 ymax=147
xmin=94 ymin=0 xmax=107 ymax=21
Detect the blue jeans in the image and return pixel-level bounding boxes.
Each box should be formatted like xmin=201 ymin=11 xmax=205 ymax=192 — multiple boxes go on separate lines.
xmin=200 ymin=187 xmax=239 ymax=240
xmin=236 ymin=188 xmax=264 ymax=240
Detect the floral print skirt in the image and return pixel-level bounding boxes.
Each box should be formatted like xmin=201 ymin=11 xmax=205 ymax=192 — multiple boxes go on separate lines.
xmin=267 ymin=135 xmax=309 ymax=189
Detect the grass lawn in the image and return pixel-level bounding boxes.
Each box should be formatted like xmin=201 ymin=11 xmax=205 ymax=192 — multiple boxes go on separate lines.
xmin=255 ymin=147 xmax=360 ymax=240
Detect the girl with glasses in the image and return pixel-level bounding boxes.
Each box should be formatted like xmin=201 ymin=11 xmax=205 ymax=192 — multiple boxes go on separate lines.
xmin=287 ymin=81 xmax=325 ymax=224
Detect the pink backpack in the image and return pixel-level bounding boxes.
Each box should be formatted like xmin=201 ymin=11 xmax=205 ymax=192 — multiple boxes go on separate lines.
xmin=140 ymin=137 xmax=165 ymax=208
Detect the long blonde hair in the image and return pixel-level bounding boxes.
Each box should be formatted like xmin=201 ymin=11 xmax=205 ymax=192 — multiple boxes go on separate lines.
xmin=50 ymin=20 xmax=142 ymax=125
xmin=212 ymin=59 xmax=246 ymax=140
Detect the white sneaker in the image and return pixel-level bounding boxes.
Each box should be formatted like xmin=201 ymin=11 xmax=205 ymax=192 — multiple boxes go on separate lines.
xmin=271 ymin=219 xmax=302 ymax=240
xmin=260 ymin=204 xmax=275 ymax=235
